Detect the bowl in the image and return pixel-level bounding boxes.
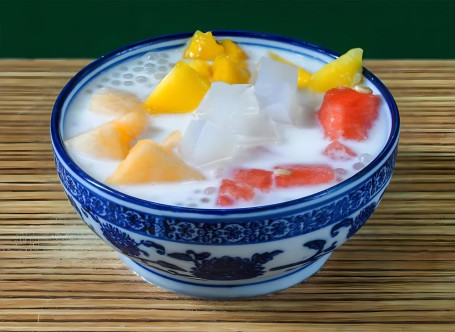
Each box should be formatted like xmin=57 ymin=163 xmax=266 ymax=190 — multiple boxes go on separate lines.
xmin=50 ymin=31 xmax=400 ymax=299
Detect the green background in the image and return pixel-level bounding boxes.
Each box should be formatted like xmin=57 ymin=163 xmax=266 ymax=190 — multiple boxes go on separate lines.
xmin=1 ymin=0 xmax=454 ymax=59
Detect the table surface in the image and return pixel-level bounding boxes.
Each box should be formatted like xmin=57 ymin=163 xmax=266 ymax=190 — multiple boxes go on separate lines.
xmin=0 ymin=59 xmax=454 ymax=331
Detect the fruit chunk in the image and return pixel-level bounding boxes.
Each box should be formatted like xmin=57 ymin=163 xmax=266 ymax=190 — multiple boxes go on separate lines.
xmin=274 ymin=164 xmax=335 ymax=188
xmin=188 ymin=59 xmax=212 ymax=80
xmin=268 ymin=52 xmax=312 ymax=88
xmin=323 ymin=140 xmax=357 ymax=160
xmin=144 ymin=61 xmax=211 ymax=114
xmin=66 ymin=109 xmax=148 ymax=159
xmin=318 ymin=87 xmax=381 ymax=141
xmin=232 ymin=168 xmax=273 ymax=192
xmin=183 ymin=30 xmax=225 ymax=61
xmin=107 ymin=139 xmax=204 ymax=185
xmin=66 ymin=124 xmax=127 ymax=159
xmin=297 ymin=69 xmax=312 ymax=88
xmin=308 ymin=48 xmax=363 ymax=93
xmin=221 ymin=39 xmax=248 ymax=61
xmin=212 ymin=55 xmax=250 ymax=84
xmin=113 ymin=109 xmax=149 ymax=143
xmin=216 ymin=179 xmax=255 ymax=207
xmin=161 ymin=130 xmax=182 ymax=152
xmin=90 ymin=88 xmax=144 ymax=116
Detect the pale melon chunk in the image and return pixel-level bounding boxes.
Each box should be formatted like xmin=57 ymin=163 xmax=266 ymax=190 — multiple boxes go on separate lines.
xmin=161 ymin=130 xmax=183 ymax=152
xmin=90 ymin=88 xmax=144 ymax=116
xmin=66 ymin=123 xmax=128 ymax=159
xmin=113 ymin=109 xmax=148 ymax=139
xmin=179 ymin=119 xmax=239 ymax=166
xmin=254 ymin=57 xmax=298 ymax=124
xmin=66 ymin=109 xmax=148 ymax=159
xmin=106 ymin=139 xmax=204 ymax=185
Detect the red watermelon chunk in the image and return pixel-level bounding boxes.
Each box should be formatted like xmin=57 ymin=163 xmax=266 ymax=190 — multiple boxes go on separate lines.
xmin=217 ymin=195 xmax=235 ymax=207
xmin=216 ymin=179 xmax=255 ymax=207
xmin=323 ymin=140 xmax=357 ymax=160
xmin=274 ymin=164 xmax=335 ymax=188
xmin=232 ymin=168 xmax=273 ymax=192
xmin=318 ymin=87 xmax=381 ymax=141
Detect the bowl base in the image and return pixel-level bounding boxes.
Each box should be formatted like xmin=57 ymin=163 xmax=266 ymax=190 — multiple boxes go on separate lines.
xmin=119 ymin=253 xmax=331 ymax=299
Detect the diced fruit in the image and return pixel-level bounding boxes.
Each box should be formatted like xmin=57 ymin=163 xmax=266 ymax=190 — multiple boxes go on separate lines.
xmin=183 ymin=30 xmax=225 ymax=61
xmin=217 ymin=195 xmax=234 ymax=207
xmin=221 ymin=39 xmax=248 ymax=61
xmin=144 ymin=61 xmax=211 ymax=114
xmin=268 ymin=51 xmax=292 ymax=66
xmin=161 ymin=130 xmax=182 ymax=152
xmin=216 ymin=179 xmax=255 ymax=207
xmin=308 ymin=48 xmax=363 ymax=93
xmin=254 ymin=57 xmax=298 ymax=124
xmin=232 ymin=168 xmax=273 ymax=192
xmin=66 ymin=109 xmax=148 ymax=159
xmin=188 ymin=59 xmax=212 ymax=80
xmin=318 ymin=87 xmax=381 ymax=141
xmin=274 ymin=164 xmax=335 ymax=187
xmin=323 ymin=140 xmax=357 ymax=160
xmin=106 ymin=139 xmax=204 ymax=185
xmin=212 ymin=55 xmax=250 ymax=84
xmin=297 ymin=69 xmax=312 ymax=88
xmin=179 ymin=119 xmax=239 ymax=166
xmin=66 ymin=123 xmax=128 ymax=159
xmin=268 ymin=52 xmax=312 ymax=88
xmin=112 ymin=109 xmax=149 ymax=143
xmin=90 ymin=88 xmax=144 ymax=116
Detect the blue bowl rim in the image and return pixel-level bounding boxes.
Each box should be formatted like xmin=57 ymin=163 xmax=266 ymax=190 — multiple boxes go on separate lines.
xmin=51 ymin=30 xmax=400 ymax=216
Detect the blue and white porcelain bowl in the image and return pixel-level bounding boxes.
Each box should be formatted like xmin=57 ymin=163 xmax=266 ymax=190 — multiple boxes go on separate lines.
xmin=51 ymin=31 xmax=400 ymax=299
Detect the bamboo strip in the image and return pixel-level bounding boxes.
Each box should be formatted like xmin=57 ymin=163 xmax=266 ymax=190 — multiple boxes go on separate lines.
xmin=1 ymin=59 xmax=454 ymax=330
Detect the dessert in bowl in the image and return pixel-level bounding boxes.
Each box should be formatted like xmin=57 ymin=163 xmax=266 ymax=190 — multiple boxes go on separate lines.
xmin=51 ymin=30 xmax=400 ymax=299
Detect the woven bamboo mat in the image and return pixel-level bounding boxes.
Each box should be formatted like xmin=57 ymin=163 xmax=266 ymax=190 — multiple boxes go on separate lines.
xmin=0 ymin=59 xmax=454 ymax=331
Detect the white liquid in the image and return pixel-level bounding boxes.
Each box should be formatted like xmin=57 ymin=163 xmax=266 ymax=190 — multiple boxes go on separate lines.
xmin=63 ymin=44 xmax=391 ymax=209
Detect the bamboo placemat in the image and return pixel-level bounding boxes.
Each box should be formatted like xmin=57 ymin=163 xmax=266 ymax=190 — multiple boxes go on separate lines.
xmin=0 ymin=59 xmax=454 ymax=331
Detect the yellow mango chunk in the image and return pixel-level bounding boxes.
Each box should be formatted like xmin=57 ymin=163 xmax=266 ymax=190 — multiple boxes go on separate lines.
xmin=221 ymin=39 xmax=248 ymax=61
xmin=308 ymin=48 xmax=364 ymax=93
xmin=90 ymin=88 xmax=144 ymax=116
xmin=268 ymin=52 xmax=312 ymax=88
xmin=106 ymin=139 xmax=204 ymax=185
xmin=66 ymin=109 xmax=148 ymax=159
xmin=183 ymin=30 xmax=225 ymax=61
xmin=212 ymin=55 xmax=250 ymax=84
xmin=144 ymin=61 xmax=211 ymax=114
xmin=297 ymin=68 xmax=312 ymax=88
xmin=188 ymin=59 xmax=212 ymax=80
